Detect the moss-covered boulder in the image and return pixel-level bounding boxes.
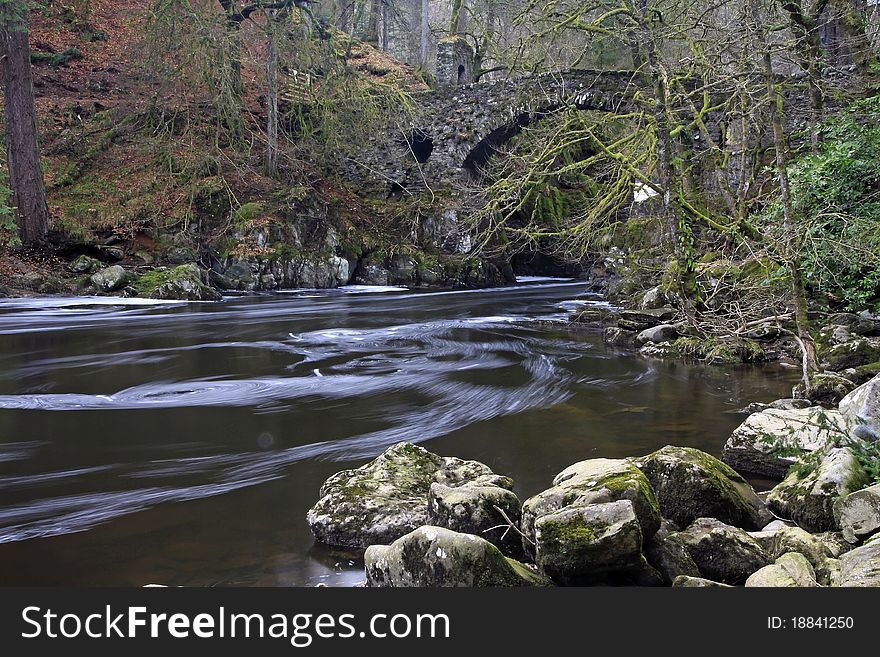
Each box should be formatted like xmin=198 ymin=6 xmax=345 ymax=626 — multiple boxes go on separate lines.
xmin=669 ymin=518 xmax=771 ymax=584
xmin=792 ymin=372 xmax=857 ymax=406
xmin=307 ymin=442 xmax=514 ymax=549
xmin=766 ymin=447 xmax=870 ymax=532
xmin=834 ymin=483 xmax=880 ymax=544
xmin=363 ymin=526 xmax=549 ymax=587
xmin=839 ymin=373 xmax=880 ymax=443
xmin=824 ymin=339 xmax=880 ymax=372
xmin=645 ymin=531 xmax=701 ymax=585
xmin=636 ymin=445 xmax=767 ymax=530
xmin=722 ymin=407 xmax=850 ymax=479
xmin=757 ymin=525 xmax=838 ymax=586
xmin=839 ymin=541 xmax=880 ymax=587
xmin=427 ymin=481 xmax=523 ymax=558
xmin=90 ymin=265 xmax=130 ymax=293
xmin=534 ymin=500 xmax=648 ymax=584
xmin=134 ymin=264 xmax=222 ymax=301
xmin=69 ymin=254 xmax=103 ymax=274
xmin=520 ymin=458 xmax=660 ymax=557
xmin=745 ymin=552 xmax=818 ymax=587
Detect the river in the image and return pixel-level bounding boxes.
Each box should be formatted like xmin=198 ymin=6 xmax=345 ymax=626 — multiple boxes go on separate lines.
xmin=0 ymin=280 xmax=796 ymax=586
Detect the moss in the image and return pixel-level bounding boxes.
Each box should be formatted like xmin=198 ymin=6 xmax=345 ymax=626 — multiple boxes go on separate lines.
xmin=538 ymin=519 xmax=597 ymax=546
xmin=133 ymin=265 xmax=194 ymax=295
xmin=234 ymin=202 xmax=266 ymax=228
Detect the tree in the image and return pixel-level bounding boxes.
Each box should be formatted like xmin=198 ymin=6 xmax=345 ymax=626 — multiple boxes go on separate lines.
xmin=0 ymin=1 xmax=49 ymax=244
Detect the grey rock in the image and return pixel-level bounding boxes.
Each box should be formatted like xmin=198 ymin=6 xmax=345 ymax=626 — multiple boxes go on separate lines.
xmin=427 ymin=481 xmax=523 ymax=558
xmin=645 ymin=532 xmax=701 ymax=585
xmin=138 ymin=264 xmax=222 ymax=301
xmin=636 ymin=445 xmax=767 ymax=530
xmin=69 ymin=255 xmax=102 ymax=274
xmin=90 ymin=265 xmax=130 ymax=293
xmin=824 ymin=339 xmax=880 ymax=372
xmin=669 ymin=518 xmax=771 ymax=584
xmin=839 ymin=373 xmax=880 ymax=442
xmin=635 ymin=324 xmax=679 ymax=347
xmin=792 ymin=372 xmax=857 ymax=406
xmin=521 ymin=458 xmax=660 ymax=557
xmin=834 ymin=483 xmax=880 ymax=543
xmin=356 ymin=262 xmax=390 ymax=286
xmin=364 ymin=527 xmax=549 ymax=587
xmin=619 ymin=307 xmax=677 ymax=327
xmin=603 ymin=326 xmax=636 ymax=347
xmin=307 ymin=442 xmax=513 ymax=549
xmin=722 ymin=407 xmax=850 ymax=479
xmin=766 ymin=447 xmax=870 ymax=532
xmin=839 ymin=541 xmax=880 ymax=587
xmin=534 ymin=500 xmax=647 ymax=584
xmin=745 ymin=552 xmax=818 ymax=587
xmin=768 ymin=399 xmax=815 ymax=411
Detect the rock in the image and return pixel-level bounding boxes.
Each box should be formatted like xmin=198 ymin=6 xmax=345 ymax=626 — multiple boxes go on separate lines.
xmin=619 ymin=307 xmax=677 ymax=327
xmin=95 ymin=244 xmax=124 ymax=261
xmin=135 ymin=264 xmax=222 ymax=301
xmin=834 ymin=483 xmax=880 ymax=544
xmin=603 ymin=326 xmax=636 ymax=347
xmin=669 ymin=518 xmax=771 ymax=584
xmin=757 ymin=525 xmax=838 ymax=586
xmin=839 ymin=373 xmax=880 ymax=442
xmin=813 ymin=531 xmax=855 ymax=558
xmin=427 ymin=481 xmax=523 ymax=557
xmin=635 ymin=324 xmax=679 ymax=347
xmin=746 ymin=552 xmax=818 ymax=587
xmin=134 ymin=250 xmax=155 ymax=265
xmin=838 ymin=541 xmax=880 ymax=586
xmin=307 ymin=442 xmax=513 ymax=549
xmin=769 ymin=398 xmax=814 ymax=411
xmin=618 ymin=318 xmax=651 ymax=331
xmin=762 ymin=519 xmax=796 ymax=531
xmin=69 ymin=254 xmax=102 ymax=274
xmin=824 ymin=339 xmax=880 ymax=372
xmin=766 ymin=447 xmax=870 ymax=532
xmin=672 ymin=575 xmax=732 ymax=587
xmin=521 ymin=458 xmax=660 ymax=556
xmin=792 ymin=372 xmax=857 ymax=406
xmin=364 ymin=527 xmax=549 ymax=587
xmin=355 ymin=262 xmax=390 ymax=286
xmin=645 ymin=532 xmax=701 ymax=585
xmin=387 ymin=255 xmax=416 ymax=285
xmin=224 ymin=262 xmax=254 ymax=290
xmin=636 ymin=446 xmax=767 ymax=530
xmin=722 ymin=407 xmax=850 ymax=479
xmin=639 ymin=342 xmax=676 ymax=358
xmin=639 ymin=286 xmax=671 ymax=310
xmin=533 ymin=500 xmax=647 ymax=584
xmin=90 ymin=265 xmax=130 ymax=293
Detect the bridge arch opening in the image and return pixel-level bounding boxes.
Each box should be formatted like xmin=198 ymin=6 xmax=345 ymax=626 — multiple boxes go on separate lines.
xmin=403 ymin=128 xmax=434 ymax=164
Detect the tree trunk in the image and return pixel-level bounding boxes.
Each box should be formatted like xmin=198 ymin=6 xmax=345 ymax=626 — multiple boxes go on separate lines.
xmin=381 ymin=0 xmax=389 ymax=51
xmin=420 ymin=0 xmax=429 ymax=67
xmin=266 ymin=9 xmax=279 ymax=177
xmin=760 ymin=18 xmax=820 ymax=387
xmin=1 ymin=17 xmax=49 ymax=244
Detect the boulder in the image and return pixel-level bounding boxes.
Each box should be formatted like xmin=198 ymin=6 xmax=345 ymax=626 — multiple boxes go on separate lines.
xmin=824 ymin=339 xmax=880 ymax=372
xmin=834 ymin=483 xmax=880 ymax=544
xmin=603 ymin=327 xmax=636 ymax=347
xmin=619 ymin=307 xmax=677 ymax=328
xmin=645 ymin=532 xmax=701 ymax=585
xmin=792 ymin=372 xmax=857 ymax=406
xmin=745 ymin=552 xmax=818 ymax=587
xmin=672 ymin=576 xmax=732 ymax=587
xmin=753 ymin=525 xmax=838 ymax=586
xmin=69 ymin=254 xmax=102 ymax=274
xmin=533 ymin=500 xmax=647 ymax=584
xmin=669 ymin=518 xmax=771 ymax=584
xmin=636 ymin=446 xmax=766 ymax=530
xmin=722 ymin=407 xmax=850 ymax=479
xmin=769 ymin=399 xmax=814 ymax=411
xmin=839 ymin=373 xmax=880 ymax=442
xmin=427 ymin=481 xmax=523 ymax=558
xmin=90 ymin=265 xmax=130 ymax=293
xmin=356 ymin=262 xmax=391 ymax=286
xmin=838 ymin=541 xmax=880 ymax=587
xmin=635 ymin=324 xmax=679 ymax=347
xmin=639 ymin=286 xmax=671 ymax=310
xmin=766 ymin=447 xmax=870 ymax=532
xmin=307 ymin=442 xmax=513 ymax=549
xmin=135 ymin=264 xmax=222 ymax=301
xmin=521 ymin=458 xmax=660 ymax=556
xmin=364 ymin=527 xmax=549 ymax=587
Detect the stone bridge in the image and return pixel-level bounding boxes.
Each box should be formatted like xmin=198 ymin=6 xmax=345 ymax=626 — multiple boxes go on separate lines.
xmin=345 ymin=69 xmax=655 ymax=196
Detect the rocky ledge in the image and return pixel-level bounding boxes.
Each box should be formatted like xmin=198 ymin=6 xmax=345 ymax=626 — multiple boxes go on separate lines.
xmin=306 ymin=373 xmax=880 ymax=587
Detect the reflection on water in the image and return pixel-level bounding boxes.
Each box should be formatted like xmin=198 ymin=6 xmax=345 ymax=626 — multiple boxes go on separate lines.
xmin=0 ymin=281 xmax=797 ymax=586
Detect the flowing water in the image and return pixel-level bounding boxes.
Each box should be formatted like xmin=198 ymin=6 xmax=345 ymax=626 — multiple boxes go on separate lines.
xmin=0 ymin=280 xmax=796 ymax=586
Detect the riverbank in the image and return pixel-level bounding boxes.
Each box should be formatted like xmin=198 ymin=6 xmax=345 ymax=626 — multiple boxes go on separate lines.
xmin=306 ymin=370 xmax=880 ymax=587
